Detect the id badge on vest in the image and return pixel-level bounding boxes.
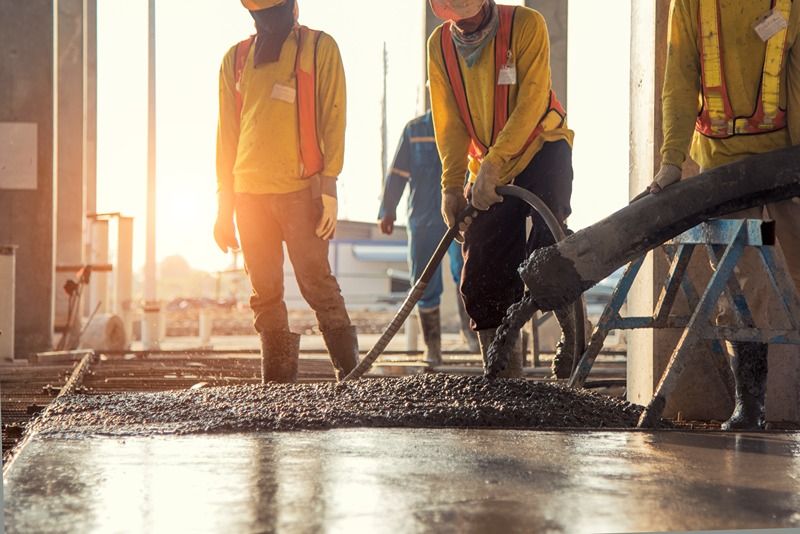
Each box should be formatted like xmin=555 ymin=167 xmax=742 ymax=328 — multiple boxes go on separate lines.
xmin=271 ymin=83 xmax=296 ymax=104
xmin=754 ymin=8 xmax=788 ymax=42
xmin=498 ymin=51 xmax=517 ymax=86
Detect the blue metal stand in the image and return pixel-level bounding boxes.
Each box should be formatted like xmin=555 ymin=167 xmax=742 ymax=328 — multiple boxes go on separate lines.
xmin=566 ymin=219 xmax=800 ymax=427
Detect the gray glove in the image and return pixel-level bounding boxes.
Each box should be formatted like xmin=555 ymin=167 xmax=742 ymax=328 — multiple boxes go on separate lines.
xmin=649 ymin=164 xmax=682 ymax=194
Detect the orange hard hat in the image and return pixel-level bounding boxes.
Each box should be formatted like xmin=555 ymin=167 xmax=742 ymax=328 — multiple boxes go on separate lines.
xmin=429 ymin=0 xmax=485 ymax=21
xmin=240 ymin=0 xmax=287 ymax=10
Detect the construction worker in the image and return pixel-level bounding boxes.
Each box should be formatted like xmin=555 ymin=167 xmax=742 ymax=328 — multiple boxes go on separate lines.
xmin=428 ymin=0 xmax=576 ymax=378
xmin=378 ymin=110 xmax=481 ymax=365
xmin=653 ymin=0 xmax=800 ymax=429
xmin=215 ymin=0 xmax=358 ymax=383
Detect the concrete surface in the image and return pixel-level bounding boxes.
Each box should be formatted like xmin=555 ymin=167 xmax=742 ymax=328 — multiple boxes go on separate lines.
xmin=5 ymin=429 xmax=800 ymax=533
xmin=0 ymin=0 xmax=57 ymax=356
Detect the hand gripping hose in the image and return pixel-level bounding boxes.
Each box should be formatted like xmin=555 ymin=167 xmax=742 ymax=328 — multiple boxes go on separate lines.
xmin=343 ymin=184 xmax=586 ymax=381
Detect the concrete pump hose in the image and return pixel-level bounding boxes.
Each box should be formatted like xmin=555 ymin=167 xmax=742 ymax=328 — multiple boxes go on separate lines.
xmin=344 ymin=184 xmax=584 ymax=381
xmin=496 ymin=185 xmax=587 ymax=377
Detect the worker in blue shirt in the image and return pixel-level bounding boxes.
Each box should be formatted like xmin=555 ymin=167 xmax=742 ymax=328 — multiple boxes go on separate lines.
xmin=378 ymin=111 xmax=480 ymax=364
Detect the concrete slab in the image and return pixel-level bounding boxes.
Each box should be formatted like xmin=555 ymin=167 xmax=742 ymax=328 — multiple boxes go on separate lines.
xmin=4 ymin=429 xmax=800 ymax=533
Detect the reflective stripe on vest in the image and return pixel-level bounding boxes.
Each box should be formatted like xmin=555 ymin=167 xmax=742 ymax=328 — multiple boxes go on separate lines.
xmin=695 ymin=0 xmax=791 ymax=138
xmin=234 ymin=27 xmax=324 ymax=179
xmin=440 ymin=5 xmax=566 ymax=160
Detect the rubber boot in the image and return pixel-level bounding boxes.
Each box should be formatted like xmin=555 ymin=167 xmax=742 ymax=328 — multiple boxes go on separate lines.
xmin=456 ymin=296 xmax=481 ymax=353
xmin=322 ymin=326 xmax=360 ymax=382
xmin=418 ymin=307 xmax=442 ymax=366
xmin=722 ymin=341 xmax=768 ymax=430
xmin=551 ymin=307 xmax=575 ymax=379
xmin=260 ymin=330 xmax=301 ymax=384
xmin=478 ymin=328 xmax=523 ymax=378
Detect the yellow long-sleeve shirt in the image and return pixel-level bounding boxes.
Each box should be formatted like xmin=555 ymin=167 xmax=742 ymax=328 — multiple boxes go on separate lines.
xmin=428 ymin=6 xmax=574 ymax=190
xmin=662 ymin=0 xmax=800 ymax=171
xmin=216 ymin=29 xmax=346 ymax=195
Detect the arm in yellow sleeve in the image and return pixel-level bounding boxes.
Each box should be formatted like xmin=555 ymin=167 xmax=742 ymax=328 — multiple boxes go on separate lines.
xmin=661 ymin=0 xmax=702 ymax=167
xmin=482 ymin=9 xmax=551 ymax=179
xmin=787 ymin=21 xmax=800 ymax=145
xmin=428 ymin=29 xmax=472 ymax=191
xmin=216 ymin=46 xmax=239 ymax=195
xmin=316 ymin=34 xmax=347 ymax=182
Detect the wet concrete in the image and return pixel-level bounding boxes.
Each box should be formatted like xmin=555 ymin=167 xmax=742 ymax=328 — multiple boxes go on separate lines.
xmin=26 ymin=375 xmax=645 ymax=438
xmin=5 ymin=429 xmax=800 ymax=533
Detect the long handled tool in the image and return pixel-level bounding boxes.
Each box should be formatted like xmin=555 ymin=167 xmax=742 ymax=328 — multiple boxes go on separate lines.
xmin=344 ymin=185 xmax=585 ymax=381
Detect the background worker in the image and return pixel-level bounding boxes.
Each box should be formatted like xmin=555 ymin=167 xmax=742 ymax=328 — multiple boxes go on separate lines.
xmin=652 ymin=0 xmax=799 ymax=429
xmin=215 ymin=0 xmax=359 ymax=383
xmin=428 ymin=0 xmax=576 ymax=378
xmin=378 ymin=110 xmax=481 ymax=365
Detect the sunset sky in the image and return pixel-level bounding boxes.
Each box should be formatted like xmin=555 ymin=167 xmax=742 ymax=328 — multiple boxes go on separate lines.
xmin=96 ymin=0 xmax=631 ymax=273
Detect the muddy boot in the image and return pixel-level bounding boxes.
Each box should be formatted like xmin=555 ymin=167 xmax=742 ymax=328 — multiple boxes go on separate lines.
xmin=418 ymin=307 xmax=442 ymax=366
xmin=322 ymin=326 xmax=360 ymax=382
xmin=722 ymin=342 xmax=768 ymax=431
xmin=478 ymin=329 xmax=523 ymax=378
xmin=260 ymin=330 xmax=301 ymax=384
xmin=456 ymin=296 xmax=480 ymax=353
xmin=551 ymin=307 xmax=575 ymax=379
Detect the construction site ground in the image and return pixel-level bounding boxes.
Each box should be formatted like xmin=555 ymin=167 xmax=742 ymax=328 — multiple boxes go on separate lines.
xmin=3 ymin=332 xmax=799 ymax=533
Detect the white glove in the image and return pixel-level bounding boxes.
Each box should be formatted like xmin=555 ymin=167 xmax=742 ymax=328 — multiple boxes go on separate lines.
xmin=316 ymin=194 xmax=337 ymax=240
xmin=649 ymin=164 xmax=682 ymax=194
xmin=471 ymin=160 xmax=504 ymax=211
xmin=213 ymin=191 xmax=239 ymax=253
xmin=442 ymin=187 xmax=471 ymax=242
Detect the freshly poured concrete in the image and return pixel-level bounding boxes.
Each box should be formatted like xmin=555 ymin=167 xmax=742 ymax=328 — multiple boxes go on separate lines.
xmin=5 ymin=430 xmax=800 ymax=533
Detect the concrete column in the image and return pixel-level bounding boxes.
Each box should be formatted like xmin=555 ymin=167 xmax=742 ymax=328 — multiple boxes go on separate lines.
xmin=420 ymin=1 xmax=438 ymax=114
xmin=525 ymin=0 xmax=568 ymax=106
xmin=56 ymin=0 xmax=86 ymax=332
xmin=116 ymin=216 xmax=134 ymax=343
xmin=628 ymin=1 xmax=736 ymax=420
xmin=0 ymin=1 xmax=57 ymax=357
xmin=87 ymin=218 xmax=109 ymax=316
xmin=0 ymin=246 xmax=17 ymax=360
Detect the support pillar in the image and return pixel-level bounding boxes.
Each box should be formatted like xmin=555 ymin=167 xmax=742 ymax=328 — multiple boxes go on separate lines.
xmin=55 ymin=0 xmax=86 ymax=334
xmin=0 ymin=246 xmax=17 ymax=360
xmin=0 ymin=1 xmax=56 ymax=357
xmin=524 ymin=0 xmax=568 ymax=107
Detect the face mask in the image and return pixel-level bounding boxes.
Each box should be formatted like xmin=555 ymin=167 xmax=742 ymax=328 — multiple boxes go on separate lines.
xmin=250 ymin=0 xmax=296 ymax=66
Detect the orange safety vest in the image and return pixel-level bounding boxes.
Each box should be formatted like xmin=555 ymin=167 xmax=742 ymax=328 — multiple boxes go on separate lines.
xmin=234 ymin=27 xmax=324 ymax=179
xmin=440 ymin=5 xmax=566 ymax=161
xmin=695 ymin=0 xmax=791 ymax=139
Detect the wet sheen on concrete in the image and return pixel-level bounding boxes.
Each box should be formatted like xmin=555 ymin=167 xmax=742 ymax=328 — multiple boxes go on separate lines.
xmin=5 ymin=429 xmax=800 ymax=533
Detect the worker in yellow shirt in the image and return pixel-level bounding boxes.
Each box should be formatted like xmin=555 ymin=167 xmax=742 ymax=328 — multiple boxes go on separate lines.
xmin=215 ymin=0 xmax=358 ymax=383
xmin=652 ymin=0 xmax=800 ymax=429
xmin=428 ymin=0 xmax=576 ymax=378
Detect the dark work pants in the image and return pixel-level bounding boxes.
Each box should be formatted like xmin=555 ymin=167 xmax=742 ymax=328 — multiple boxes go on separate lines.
xmin=461 ymin=140 xmax=574 ymax=330
xmin=235 ymin=188 xmax=351 ymax=334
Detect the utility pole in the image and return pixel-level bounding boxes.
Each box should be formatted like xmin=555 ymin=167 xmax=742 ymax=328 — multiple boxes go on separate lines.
xmin=380 ymin=42 xmax=388 ymax=183
xmin=142 ymin=0 xmax=160 ymax=349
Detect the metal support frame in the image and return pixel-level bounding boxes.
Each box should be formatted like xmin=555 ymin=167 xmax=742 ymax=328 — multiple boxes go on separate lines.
xmin=567 ymin=219 xmax=800 ymax=427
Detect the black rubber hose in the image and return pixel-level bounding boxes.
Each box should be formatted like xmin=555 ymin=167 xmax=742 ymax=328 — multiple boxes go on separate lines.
xmin=343 ymin=204 xmax=478 ymax=381
xmin=344 ymin=185 xmax=582 ymax=381
xmin=496 ymin=186 xmax=586 ymax=377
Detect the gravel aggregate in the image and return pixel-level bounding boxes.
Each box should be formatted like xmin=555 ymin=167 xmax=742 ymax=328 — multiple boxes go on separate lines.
xmin=27 ymin=375 xmax=649 ymax=437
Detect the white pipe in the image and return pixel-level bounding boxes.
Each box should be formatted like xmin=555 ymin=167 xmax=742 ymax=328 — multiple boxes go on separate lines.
xmin=0 ymin=245 xmax=17 ymax=360
xmin=142 ymin=0 xmax=159 ymax=349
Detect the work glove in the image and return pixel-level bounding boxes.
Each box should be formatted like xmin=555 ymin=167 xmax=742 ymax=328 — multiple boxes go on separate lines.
xmin=649 ymin=164 xmax=682 ymax=194
xmin=213 ymin=191 xmax=239 ymax=253
xmin=379 ymin=214 xmax=395 ymax=235
xmin=471 ymin=160 xmax=504 ymax=211
xmin=316 ymin=193 xmax=338 ymax=240
xmin=442 ymin=186 xmax=470 ymax=243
